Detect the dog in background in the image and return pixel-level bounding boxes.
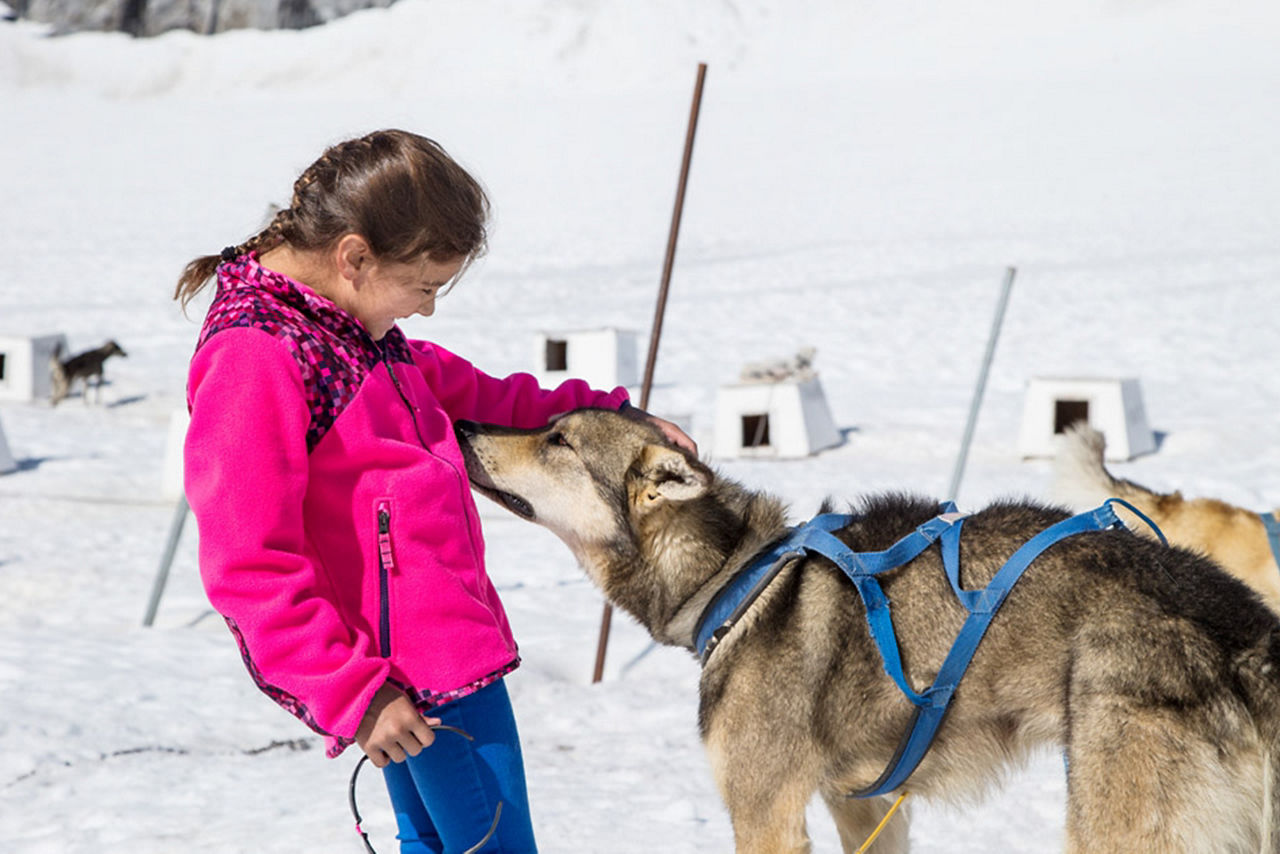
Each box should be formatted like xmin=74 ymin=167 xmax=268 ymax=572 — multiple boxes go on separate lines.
xmin=49 ymin=339 xmax=127 ymax=406
xmin=1052 ymin=422 xmax=1280 ymax=614
xmin=457 ymin=408 xmax=1280 ymax=854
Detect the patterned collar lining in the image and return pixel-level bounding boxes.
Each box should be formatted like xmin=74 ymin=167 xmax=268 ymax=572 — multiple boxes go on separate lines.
xmin=217 ymin=252 xmax=377 ymax=346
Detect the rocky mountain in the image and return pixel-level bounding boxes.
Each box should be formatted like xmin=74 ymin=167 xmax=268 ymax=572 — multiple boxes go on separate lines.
xmin=7 ymin=0 xmax=396 ymax=36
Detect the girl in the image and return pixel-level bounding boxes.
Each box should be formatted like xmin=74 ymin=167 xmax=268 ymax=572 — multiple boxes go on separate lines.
xmin=176 ymin=129 xmax=693 ymax=853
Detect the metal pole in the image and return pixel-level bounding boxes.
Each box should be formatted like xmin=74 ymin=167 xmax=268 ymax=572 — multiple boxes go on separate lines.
xmin=143 ymin=494 xmax=189 ymax=626
xmin=946 ymin=266 xmax=1016 ymax=502
xmin=592 ymin=62 xmax=707 ymax=684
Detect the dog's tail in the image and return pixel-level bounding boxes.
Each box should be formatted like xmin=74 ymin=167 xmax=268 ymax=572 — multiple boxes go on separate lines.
xmin=1049 ymin=423 xmax=1182 ymax=543
xmin=1050 ymin=423 xmax=1164 ymax=508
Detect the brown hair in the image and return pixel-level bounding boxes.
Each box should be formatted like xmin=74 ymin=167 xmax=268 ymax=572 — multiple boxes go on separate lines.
xmin=174 ymin=129 xmax=490 ymax=309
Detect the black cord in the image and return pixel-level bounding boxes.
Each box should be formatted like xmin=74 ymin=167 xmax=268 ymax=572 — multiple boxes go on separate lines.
xmin=348 ymin=724 xmax=503 ymax=854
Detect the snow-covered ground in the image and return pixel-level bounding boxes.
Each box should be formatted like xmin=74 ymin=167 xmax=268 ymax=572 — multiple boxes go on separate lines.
xmin=1 ymin=1 xmax=1278 ymax=851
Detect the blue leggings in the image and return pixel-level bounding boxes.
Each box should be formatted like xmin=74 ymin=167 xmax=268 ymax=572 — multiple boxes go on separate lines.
xmin=381 ymin=679 xmax=537 ymax=853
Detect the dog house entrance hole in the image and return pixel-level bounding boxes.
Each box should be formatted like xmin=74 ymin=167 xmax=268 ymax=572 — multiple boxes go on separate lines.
xmin=1053 ymin=399 xmax=1090 ymax=434
xmin=0 ymin=353 xmax=6 ymax=381
xmin=742 ymin=413 xmax=771 ymax=448
xmin=545 ymin=339 xmax=568 ymax=372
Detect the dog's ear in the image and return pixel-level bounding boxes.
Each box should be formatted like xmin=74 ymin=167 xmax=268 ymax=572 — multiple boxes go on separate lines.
xmin=635 ymin=444 xmax=710 ymax=506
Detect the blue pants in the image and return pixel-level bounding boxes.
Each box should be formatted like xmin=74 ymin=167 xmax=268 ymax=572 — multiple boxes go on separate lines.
xmin=381 ymin=679 xmax=537 ymax=853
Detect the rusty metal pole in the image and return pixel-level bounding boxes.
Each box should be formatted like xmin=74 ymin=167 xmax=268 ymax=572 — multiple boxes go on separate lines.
xmin=592 ymin=62 xmax=708 ymax=684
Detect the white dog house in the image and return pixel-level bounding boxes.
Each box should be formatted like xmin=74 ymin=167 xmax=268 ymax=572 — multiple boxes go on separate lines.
xmin=533 ymin=328 xmax=639 ymax=390
xmin=0 ymin=334 xmax=66 ymax=402
xmin=0 ymin=414 xmax=17 ymax=474
xmin=1018 ymin=376 xmax=1156 ymax=461
xmin=162 ymin=407 xmax=190 ymax=500
xmin=715 ymin=377 xmax=842 ymax=459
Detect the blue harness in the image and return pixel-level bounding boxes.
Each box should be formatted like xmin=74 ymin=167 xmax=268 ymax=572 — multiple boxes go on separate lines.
xmin=693 ymin=498 xmax=1165 ymax=798
xmin=1262 ymin=512 xmax=1280 ymax=571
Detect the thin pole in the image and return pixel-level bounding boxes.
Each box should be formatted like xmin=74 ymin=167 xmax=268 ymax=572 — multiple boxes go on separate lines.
xmin=592 ymin=62 xmax=707 ymax=684
xmin=143 ymin=495 xmax=190 ymax=626
xmin=946 ymin=266 xmax=1016 ymax=502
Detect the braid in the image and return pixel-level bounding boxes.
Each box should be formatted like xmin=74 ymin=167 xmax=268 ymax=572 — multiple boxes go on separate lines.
xmin=172 ymin=208 xmax=291 ymax=312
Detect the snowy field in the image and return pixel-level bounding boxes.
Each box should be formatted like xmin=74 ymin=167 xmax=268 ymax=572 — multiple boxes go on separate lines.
xmin=1 ymin=1 xmax=1278 ymax=851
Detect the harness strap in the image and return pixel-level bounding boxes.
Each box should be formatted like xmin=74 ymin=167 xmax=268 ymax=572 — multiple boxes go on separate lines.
xmin=1262 ymin=512 xmax=1280 ymax=571
xmin=695 ymin=513 xmax=850 ymax=663
xmin=847 ymin=502 xmax=1123 ymax=797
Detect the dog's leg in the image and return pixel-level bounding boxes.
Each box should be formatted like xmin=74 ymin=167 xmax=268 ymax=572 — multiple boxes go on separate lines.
xmin=1065 ymin=692 xmax=1258 ymax=853
xmin=821 ymin=790 xmax=910 ymax=854
xmin=705 ymin=725 xmax=816 ymax=854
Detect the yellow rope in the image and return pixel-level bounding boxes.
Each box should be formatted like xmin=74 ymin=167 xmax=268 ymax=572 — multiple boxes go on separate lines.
xmin=854 ymin=791 xmax=910 ymax=854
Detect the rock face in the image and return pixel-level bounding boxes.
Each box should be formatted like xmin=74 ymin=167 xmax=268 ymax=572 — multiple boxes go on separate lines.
xmin=8 ymin=0 xmax=397 ymax=36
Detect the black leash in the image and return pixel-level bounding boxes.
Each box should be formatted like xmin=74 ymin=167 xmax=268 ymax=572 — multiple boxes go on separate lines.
xmin=349 ymin=723 xmax=504 ymax=854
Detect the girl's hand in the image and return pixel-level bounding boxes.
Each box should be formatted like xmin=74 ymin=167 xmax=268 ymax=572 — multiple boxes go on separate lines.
xmin=619 ymin=402 xmax=697 ymax=455
xmin=355 ymin=682 xmax=440 ymax=767
xmin=643 ymin=412 xmax=698 ymax=457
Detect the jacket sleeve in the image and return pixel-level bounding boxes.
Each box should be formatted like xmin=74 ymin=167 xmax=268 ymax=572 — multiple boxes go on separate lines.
xmin=409 ymin=339 xmax=630 ymax=427
xmin=184 ymin=328 xmax=389 ymax=743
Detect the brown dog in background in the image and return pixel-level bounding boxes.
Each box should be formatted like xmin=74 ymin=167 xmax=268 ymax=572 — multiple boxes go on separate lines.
xmin=1053 ymin=422 xmax=1280 ymax=614
xmin=50 ymin=339 xmax=127 ymax=406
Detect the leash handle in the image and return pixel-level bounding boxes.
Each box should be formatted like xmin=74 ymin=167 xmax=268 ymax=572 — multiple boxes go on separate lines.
xmin=348 ymin=754 xmax=377 ymax=854
xmin=349 ymin=723 xmax=501 ymax=854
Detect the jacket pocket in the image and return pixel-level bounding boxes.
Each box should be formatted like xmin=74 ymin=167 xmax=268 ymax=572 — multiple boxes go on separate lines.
xmin=375 ymin=501 xmax=396 ymax=658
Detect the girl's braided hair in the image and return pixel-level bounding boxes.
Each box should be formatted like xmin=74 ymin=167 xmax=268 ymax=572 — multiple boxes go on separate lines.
xmin=174 ymin=130 xmax=490 ymax=309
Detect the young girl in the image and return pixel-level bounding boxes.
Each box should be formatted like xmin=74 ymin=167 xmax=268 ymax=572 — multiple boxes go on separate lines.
xmin=175 ymin=129 xmax=693 ymax=853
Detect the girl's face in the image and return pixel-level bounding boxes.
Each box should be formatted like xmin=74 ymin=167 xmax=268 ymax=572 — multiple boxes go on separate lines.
xmin=355 ymin=254 xmax=464 ymax=339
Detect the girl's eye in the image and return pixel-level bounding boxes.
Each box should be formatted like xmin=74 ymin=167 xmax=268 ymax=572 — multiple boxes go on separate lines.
xmin=548 ymin=432 xmax=571 ymax=448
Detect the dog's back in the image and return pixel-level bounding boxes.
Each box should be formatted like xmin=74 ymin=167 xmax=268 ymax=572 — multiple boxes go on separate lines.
xmin=1052 ymin=422 xmax=1280 ymax=614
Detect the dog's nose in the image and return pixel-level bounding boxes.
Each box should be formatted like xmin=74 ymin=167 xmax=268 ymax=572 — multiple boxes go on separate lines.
xmin=454 ymin=420 xmax=479 ymax=440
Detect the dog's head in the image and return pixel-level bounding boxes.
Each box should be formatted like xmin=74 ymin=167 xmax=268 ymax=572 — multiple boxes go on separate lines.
xmin=456 ymin=408 xmax=720 ymax=582
xmin=457 ymin=408 xmax=792 ymax=638
xmin=105 ymin=340 xmax=128 ymax=358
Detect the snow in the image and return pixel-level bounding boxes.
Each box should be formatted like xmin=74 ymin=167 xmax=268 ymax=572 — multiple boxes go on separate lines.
xmin=1 ymin=1 xmax=1278 ymax=851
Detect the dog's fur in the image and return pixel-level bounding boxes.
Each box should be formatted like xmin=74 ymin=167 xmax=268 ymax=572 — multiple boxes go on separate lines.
xmin=456 ymin=409 xmax=1280 ymax=853
xmin=50 ymin=339 xmax=127 ymax=405
xmin=1053 ymin=422 xmax=1280 ymax=615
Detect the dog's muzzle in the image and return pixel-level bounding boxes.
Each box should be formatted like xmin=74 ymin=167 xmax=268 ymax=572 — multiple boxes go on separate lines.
xmin=454 ymin=420 xmax=536 ymax=520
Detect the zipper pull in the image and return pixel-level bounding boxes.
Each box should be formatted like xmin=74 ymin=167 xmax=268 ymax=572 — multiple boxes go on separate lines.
xmin=378 ymin=509 xmax=390 ymax=534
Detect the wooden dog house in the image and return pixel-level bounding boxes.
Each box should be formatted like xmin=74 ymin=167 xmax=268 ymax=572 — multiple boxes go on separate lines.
xmin=0 ymin=334 xmax=66 ymax=402
xmin=533 ymin=328 xmax=639 ymax=391
xmin=1018 ymin=376 xmax=1155 ymax=461
xmin=714 ymin=377 xmax=842 ymax=459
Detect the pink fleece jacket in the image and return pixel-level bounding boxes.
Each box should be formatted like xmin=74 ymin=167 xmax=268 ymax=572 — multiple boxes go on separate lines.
xmin=184 ymin=255 xmax=628 ymax=757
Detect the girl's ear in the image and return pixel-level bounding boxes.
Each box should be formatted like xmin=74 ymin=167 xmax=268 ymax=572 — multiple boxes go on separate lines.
xmin=334 ymin=234 xmax=374 ymax=285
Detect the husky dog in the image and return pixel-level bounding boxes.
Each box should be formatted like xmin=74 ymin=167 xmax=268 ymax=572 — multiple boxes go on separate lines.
xmin=50 ymin=339 xmax=127 ymax=406
xmin=1053 ymin=423 xmax=1280 ymax=615
xmin=456 ymin=408 xmax=1280 ymax=854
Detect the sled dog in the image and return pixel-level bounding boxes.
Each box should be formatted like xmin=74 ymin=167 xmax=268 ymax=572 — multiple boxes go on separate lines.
xmin=456 ymin=409 xmax=1280 ymax=853
xmin=1053 ymin=422 xmax=1280 ymax=615
xmin=50 ymin=339 xmax=127 ymax=405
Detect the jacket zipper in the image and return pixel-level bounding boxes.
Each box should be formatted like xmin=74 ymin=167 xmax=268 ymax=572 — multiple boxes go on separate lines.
xmin=376 ymin=506 xmax=394 ymax=658
xmin=383 ymin=351 xmax=429 ymax=447
xmin=379 ymin=346 xmax=512 ymax=650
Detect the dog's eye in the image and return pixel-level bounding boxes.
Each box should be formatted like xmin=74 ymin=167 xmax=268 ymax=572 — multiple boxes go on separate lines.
xmin=548 ymin=432 xmax=572 ymax=449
